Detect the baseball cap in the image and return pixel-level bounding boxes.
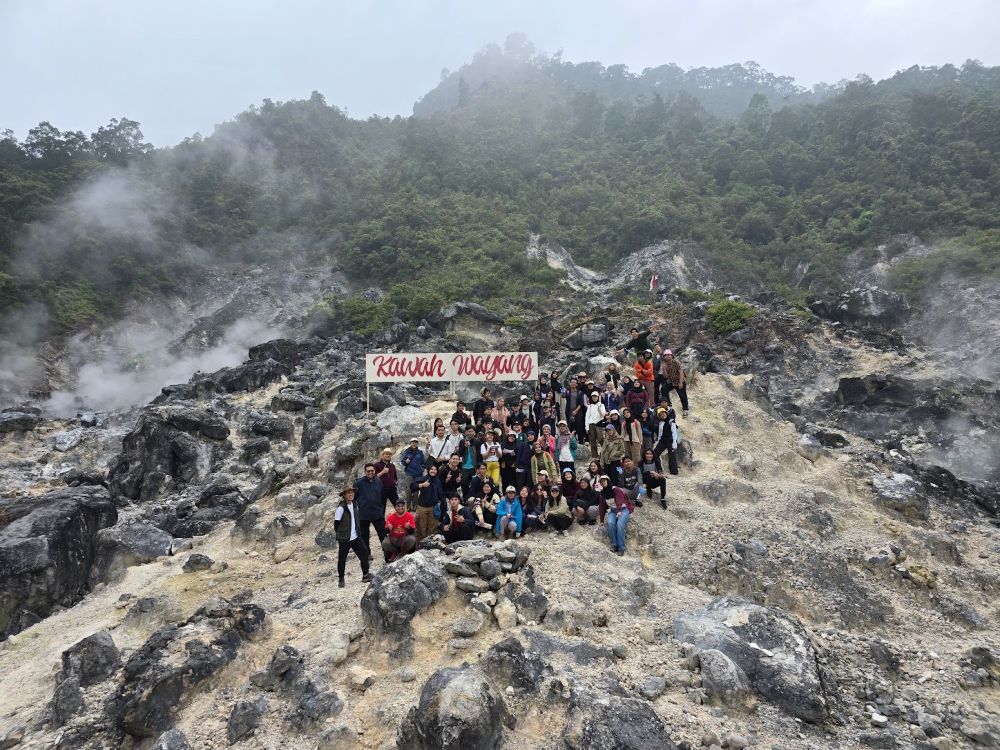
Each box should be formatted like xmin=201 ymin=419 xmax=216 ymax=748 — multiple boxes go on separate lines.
xmin=557 ymin=419 xmax=568 ymax=425
xmin=409 ymin=437 xmax=419 ymax=443
xmin=505 ymin=486 xmax=516 ymax=493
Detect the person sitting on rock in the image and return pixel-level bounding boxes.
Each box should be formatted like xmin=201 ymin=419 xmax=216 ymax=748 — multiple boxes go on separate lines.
xmin=572 ymin=477 xmax=601 ymax=524
xmin=599 ymin=480 xmax=635 ymax=556
xmin=640 ymin=448 xmax=667 ymax=508
xmin=333 ymin=486 xmax=371 ymax=588
xmin=440 ymin=495 xmax=476 ymax=543
xmin=522 ymin=484 xmax=547 ymax=533
xmin=411 ymin=463 xmax=445 ymax=540
xmin=582 ymin=460 xmax=602 ymax=487
xmin=466 ymin=463 xmax=490 ymax=499
xmin=545 ymin=484 xmax=574 ymax=532
xmin=560 ymin=468 xmax=578 ymax=506
xmin=469 ymin=481 xmax=499 ymax=530
xmin=494 ymin=485 xmax=523 ymax=540
xmin=382 ymin=498 xmax=417 ymax=561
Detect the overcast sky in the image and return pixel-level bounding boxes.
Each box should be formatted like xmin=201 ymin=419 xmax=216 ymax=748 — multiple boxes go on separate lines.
xmin=2 ymin=0 xmax=998 ymax=147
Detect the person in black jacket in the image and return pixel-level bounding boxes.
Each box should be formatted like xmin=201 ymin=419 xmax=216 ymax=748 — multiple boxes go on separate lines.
xmin=353 ymin=463 xmax=387 ymax=561
xmin=473 ymin=388 xmax=495 ymax=424
xmin=332 ymin=486 xmax=371 ymax=588
xmin=411 ymin=464 xmax=445 ymax=540
xmin=440 ymin=495 xmax=476 ymax=543
xmin=451 ymin=401 xmax=472 ymax=429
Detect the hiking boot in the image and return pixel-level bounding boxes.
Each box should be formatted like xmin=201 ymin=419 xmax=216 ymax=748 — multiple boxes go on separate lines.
xmin=660 ymin=499 xmax=667 ymax=509
xmin=338 ymin=577 xmax=345 ymax=588
xmin=616 ymin=549 xmax=625 ymax=556
xmin=361 ymin=573 xmax=372 ymax=583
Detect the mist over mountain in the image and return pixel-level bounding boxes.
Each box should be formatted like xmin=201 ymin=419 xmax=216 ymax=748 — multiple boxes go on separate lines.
xmin=1 ymin=38 xmax=999 ymax=404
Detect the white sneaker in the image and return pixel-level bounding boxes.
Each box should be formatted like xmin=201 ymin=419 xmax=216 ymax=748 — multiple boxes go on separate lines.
xmin=682 ymin=410 xmax=689 ymax=417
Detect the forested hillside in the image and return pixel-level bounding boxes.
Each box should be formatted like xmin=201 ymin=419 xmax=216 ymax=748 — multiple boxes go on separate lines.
xmin=2 ymin=41 xmax=999 ymax=340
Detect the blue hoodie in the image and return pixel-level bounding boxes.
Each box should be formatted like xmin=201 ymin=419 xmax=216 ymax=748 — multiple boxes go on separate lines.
xmin=494 ymin=497 xmax=523 ymax=535
xmin=400 ymin=446 xmax=425 ymax=479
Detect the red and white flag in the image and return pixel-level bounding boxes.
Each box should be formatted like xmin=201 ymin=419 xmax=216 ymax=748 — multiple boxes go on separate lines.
xmin=649 ymin=271 xmax=659 ymax=291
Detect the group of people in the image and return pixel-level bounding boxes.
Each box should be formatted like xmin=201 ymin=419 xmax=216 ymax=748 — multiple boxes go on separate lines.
xmin=331 ymin=327 xmax=689 ymax=584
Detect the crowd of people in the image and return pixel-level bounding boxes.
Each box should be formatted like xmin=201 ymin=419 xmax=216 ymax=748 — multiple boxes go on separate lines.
xmin=331 ymin=328 xmax=689 ymax=586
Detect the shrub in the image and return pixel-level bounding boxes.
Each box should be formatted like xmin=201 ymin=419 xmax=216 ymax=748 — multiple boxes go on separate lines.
xmin=706 ymin=299 xmax=756 ymax=333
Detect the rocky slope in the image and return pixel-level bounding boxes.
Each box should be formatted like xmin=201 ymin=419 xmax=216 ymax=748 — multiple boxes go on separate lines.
xmin=0 ymin=284 xmax=998 ymax=750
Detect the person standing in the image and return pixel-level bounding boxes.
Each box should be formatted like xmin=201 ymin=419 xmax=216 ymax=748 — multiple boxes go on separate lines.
xmin=554 ymin=420 xmax=578 ymax=476
xmin=620 ymin=407 xmax=643 ymax=464
xmin=473 ymin=388 xmax=495 ymax=424
xmin=584 ymin=391 xmax=607 ymax=459
xmin=400 ymin=438 xmax=425 ymax=510
xmin=354 ymin=463 xmax=387 ymax=561
xmin=659 ymin=349 xmax=689 ymax=417
xmin=373 ymin=447 xmax=400 ymax=508
xmin=480 ymin=430 xmax=502 ymax=486
xmin=599 ymin=423 xmax=626 ymax=478
xmin=427 ymin=423 xmax=452 ymax=468
xmin=633 ymin=350 xmax=655 ymax=406
xmin=499 ymin=432 xmax=519 ymax=492
xmin=333 ymin=486 xmax=371 ymax=588
xmin=615 ymin=324 xmax=659 ymax=361
xmin=411 ymin=464 xmax=445 ymax=540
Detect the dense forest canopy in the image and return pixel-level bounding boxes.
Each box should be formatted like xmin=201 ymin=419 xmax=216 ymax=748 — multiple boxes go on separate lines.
xmin=1 ymin=39 xmax=999 ymax=339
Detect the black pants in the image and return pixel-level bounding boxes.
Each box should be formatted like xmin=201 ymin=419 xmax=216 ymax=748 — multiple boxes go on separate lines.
xmin=661 ymin=383 xmax=689 ymax=411
xmin=515 ymin=468 xmax=529 ymax=490
xmin=500 ymin=467 xmax=517 ymax=493
xmin=653 ymin=442 xmax=679 ymax=475
xmin=443 ymin=525 xmax=475 ymax=544
xmin=337 ymin=538 xmax=370 ymax=578
xmin=644 ymin=477 xmax=666 ymax=498
xmin=548 ymin=514 xmax=573 ymax=531
xmin=359 ymin=519 xmax=388 ymax=560
xmin=654 ymin=375 xmax=664 ymax=404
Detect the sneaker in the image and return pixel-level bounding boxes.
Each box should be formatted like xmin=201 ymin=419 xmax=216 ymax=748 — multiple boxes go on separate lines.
xmin=660 ymin=499 xmax=667 ymax=509
xmin=338 ymin=577 xmax=345 ymax=588
xmin=616 ymin=549 xmax=625 ymax=556
xmin=361 ymin=573 xmax=372 ymax=583
xmin=682 ymin=409 xmax=689 ymax=417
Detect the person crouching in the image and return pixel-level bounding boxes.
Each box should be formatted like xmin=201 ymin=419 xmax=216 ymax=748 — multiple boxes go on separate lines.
xmin=494 ymin=485 xmax=523 ymax=540
xmin=441 ymin=495 xmax=476 ymax=543
xmin=382 ymin=498 xmax=416 ymax=561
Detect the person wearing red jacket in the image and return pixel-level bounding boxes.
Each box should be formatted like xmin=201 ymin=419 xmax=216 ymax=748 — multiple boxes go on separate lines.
xmin=633 ymin=350 xmax=655 ymax=406
xmin=381 ymin=498 xmax=417 ymax=561
xmin=598 ymin=479 xmax=636 ymax=556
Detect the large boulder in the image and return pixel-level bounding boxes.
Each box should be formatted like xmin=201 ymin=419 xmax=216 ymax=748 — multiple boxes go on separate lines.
xmin=563 ymin=692 xmax=678 ymax=750
xmin=377 ymin=406 xmax=431 ymax=442
xmin=426 ymin=302 xmax=504 ymax=332
xmin=872 ymin=473 xmax=929 ymax=520
xmin=301 ymin=412 xmax=339 ymax=455
xmin=248 ymin=338 xmax=303 ymax=367
xmin=564 ymin=319 xmax=611 ymax=350
xmin=674 ymin=597 xmax=827 ymax=722
xmin=115 ymin=601 xmax=266 ymax=737
xmin=107 ymin=411 xmax=227 ymax=503
xmin=0 ymin=486 xmax=117 ymax=639
xmin=89 ymin=521 xmax=173 ymax=584
xmin=0 ymin=409 xmax=42 ymax=433
xmin=397 ymin=665 xmax=513 ymax=750
xmin=248 ymin=413 xmax=294 ymax=440
xmin=810 ymin=286 xmax=910 ymax=328
xmin=61 ymin=630 xmax=121 ymax=686
xmin=210 ymin=359 xmax=291 ymax=393
xmin=360 ymin=552 xmax=449 ymax=636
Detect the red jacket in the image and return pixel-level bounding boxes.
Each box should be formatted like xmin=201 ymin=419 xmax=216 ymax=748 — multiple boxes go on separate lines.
xmin=634 ymin=360 xmax=654 ymax=383
xmin=598 ymin=487 xmax=635 ymax=523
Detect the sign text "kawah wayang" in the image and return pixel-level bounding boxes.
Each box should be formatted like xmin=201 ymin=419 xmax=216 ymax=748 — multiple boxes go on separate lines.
xmin=365 ymin=352 xmax=538 ymax=383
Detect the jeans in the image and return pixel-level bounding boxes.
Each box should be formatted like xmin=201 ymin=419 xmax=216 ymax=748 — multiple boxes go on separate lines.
xmin=606 ymin=508 xmax=630 ymax=551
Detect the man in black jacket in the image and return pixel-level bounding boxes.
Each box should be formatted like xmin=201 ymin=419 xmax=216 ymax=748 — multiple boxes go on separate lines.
xmin=353 ymin=463 xmax=387 ymax=561
xmin=332 ymin=486 xmax=371 ymax=588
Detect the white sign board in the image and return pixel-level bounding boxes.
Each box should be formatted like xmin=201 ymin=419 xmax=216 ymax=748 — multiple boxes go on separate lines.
xmin=365 ymin=352 xmax=538 ymax=383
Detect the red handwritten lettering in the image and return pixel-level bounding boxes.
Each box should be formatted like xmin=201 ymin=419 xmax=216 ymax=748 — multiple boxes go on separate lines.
xmin=371 ymin=354 xmax=444 ymax=380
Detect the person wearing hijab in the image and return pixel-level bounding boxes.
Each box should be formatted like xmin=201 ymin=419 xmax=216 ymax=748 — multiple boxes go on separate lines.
xmin=584 ymin=391 xmax=607 ymax=459
xmin=499 ymin=431 xmax=519 ymax=491
xmin=545 ymin=484 xmax=573 ymax=532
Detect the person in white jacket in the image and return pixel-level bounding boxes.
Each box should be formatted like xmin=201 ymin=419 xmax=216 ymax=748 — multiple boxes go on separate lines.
xmin=584 ymin=391 xmax=607 ymax=460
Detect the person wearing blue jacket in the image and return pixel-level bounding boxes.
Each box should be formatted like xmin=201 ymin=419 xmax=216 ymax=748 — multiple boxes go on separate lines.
xmin=494 ymin=485 xmax=523 ymax=539
xmin=400 ymin=438 xmax=425 ymax=510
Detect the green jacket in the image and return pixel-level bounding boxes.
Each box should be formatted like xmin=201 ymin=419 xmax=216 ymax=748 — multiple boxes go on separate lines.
xmin=530 ymin=451 xmax=558 ymax=483
xmin=600 ymin=435 xmax=626 ymax=465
